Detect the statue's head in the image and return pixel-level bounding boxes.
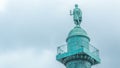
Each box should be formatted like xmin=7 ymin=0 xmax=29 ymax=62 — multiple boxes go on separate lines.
xmin=75 ymin=4 xmax=78 ymax=8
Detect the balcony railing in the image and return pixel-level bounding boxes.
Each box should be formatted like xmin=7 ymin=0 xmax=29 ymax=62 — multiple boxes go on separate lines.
xmin=57 ymin=43 xmax=99 ymax=57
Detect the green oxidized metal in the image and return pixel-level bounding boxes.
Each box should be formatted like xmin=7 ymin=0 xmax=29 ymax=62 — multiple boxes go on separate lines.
xmin=56 ymin=4 xmax=100 ymax=68
xmin=67 ymin=25 xmax=90 ymax=52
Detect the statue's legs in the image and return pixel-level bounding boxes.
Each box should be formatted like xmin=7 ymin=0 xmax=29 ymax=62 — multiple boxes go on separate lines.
xmin=79 ymin=17 xmax=82 ymax=24
xmin=74 ymin=20 xmax=78 ymax=25
xmin=74 ymin=19 xmax=81 ymax=26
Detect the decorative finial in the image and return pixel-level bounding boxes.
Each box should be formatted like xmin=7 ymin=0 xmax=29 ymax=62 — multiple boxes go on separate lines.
xmin=70 ymin=4 xmax=82 ymax=26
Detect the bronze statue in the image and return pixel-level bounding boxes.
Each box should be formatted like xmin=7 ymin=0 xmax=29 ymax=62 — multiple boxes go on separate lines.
xmin=70 ymin=4 xmax=82 ymax=26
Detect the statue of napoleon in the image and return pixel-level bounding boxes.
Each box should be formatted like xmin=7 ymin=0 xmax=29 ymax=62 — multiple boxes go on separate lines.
xmin=70 ymin=4 xmax=82 ymax=26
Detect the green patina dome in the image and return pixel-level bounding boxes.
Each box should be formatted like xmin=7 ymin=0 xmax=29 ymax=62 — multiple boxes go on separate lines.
xmin=67 ymin=26 xmax=90 ymax=41
xmin=68 ymin=26 xmax=88 ymax=36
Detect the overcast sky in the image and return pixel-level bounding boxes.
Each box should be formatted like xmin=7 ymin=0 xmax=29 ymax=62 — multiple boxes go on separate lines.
xmin=0 ymin=0 xmax=120 ymax=68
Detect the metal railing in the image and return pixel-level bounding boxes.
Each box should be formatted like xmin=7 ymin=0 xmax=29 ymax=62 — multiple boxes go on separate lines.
xmin=57 ymin=44 xmax=67 ymax=54
xmin=57 ymin=43 xmax=99 ymax=57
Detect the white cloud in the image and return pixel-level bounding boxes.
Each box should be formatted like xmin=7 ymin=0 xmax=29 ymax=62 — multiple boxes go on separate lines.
xmin=0 ymin=0 xmax=7 ymax=12
xmin=0 ymin=48 xmax=55 ymax=68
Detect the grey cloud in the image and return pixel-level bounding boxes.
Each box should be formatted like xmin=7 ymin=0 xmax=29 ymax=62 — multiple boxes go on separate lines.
xmin=0 ymin=0 xmax=120 ymax=68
